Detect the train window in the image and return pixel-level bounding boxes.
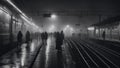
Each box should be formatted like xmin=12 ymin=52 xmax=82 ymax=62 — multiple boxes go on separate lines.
xmin=0 ymin=9 xmax=10 ymax=34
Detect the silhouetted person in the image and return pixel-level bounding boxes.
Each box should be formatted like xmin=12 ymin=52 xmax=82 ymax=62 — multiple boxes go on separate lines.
xmin=60 ymin=31 xmax=64 ymax=45
xmin=56 ymin=32 xmax=64 ymax=68
xmin=102 ymin=31 xmax=105 ymax=40
xmin=56 ymin=32 xmax=59 ymax=50
xmin=41 ymin=32 xmax=46 ymax=44
xmin=25 ymin=31 xmax=31 ymax=51
xmin=25 ymin=31 xmax=31 ymax=43
xmin=56 ymin=32 xmax=63 ymax=51
xmin=44 ymin=32 xmax=48 ymax=44
xmin=54 ymin=32 xmax=57 ymax=37
xmin=17 ymin=31 xmax=23 ymax=47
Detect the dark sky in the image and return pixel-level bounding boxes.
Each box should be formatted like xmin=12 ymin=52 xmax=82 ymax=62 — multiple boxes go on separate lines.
xmin=12 ymin=0 xmax=120 ymax=29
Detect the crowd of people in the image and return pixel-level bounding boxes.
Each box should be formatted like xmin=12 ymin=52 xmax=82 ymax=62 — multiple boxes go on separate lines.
xmin=17 ymin=30 xmax=65 ymax=51
xmin=17 ymin=30 xmax=65 ymax=67
xmin=41 ymin=32 xmax=48 ymax=45
xmin=55 ymin=31 xmax=64 ymax=51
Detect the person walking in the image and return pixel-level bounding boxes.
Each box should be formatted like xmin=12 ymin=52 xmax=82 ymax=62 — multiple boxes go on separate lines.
xmin=25 ymin=31 xmax=31 ymax=43
xmin=25 ymin=31 xmax=31 ymax=51
xmin=41 ymin=32 xmax=45 ymax=44
xmin=60 ymin=31 xmax=64 ymax=46
xmin=44 ymin=32 xmax=48 ymax=45
xmin=17 ymin=31 xmax=23 ymax=48
xmin=56 ymin=32 xmax=62 ymax=51
xmin=102 ymin=31 xmax=106 ymax=40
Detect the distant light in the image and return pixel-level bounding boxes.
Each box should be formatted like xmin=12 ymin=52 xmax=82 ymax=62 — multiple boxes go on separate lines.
xmin=63 ymin=25 xmax=70 ymax=31
xmin=48 ymin=25 xmax=55 ymax=32
xmin=66 ymin=25 xmax=70 ymax=28
xmin=96 ymin=29 xmax=99 ymax=34
xmin=88 ymin=27 xmax=95 ymax=30
xmin=63 ymin=25 xmax=74 ymax=36
xmin=51 ymin=14 xmax=56 ymax=19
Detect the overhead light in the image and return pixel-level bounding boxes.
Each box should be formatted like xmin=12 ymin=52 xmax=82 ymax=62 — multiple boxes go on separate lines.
xmin=66 ymin=25 xmax=70 ymax=28
xmin=51 ymin=14 xmax=56 ymax=19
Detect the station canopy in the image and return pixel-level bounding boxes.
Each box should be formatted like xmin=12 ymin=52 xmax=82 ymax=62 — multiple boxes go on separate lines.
xmin=91 ymin=16 xmax=120 ymax=28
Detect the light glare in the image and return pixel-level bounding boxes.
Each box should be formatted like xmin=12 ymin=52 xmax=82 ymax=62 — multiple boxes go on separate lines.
xmin=66 ymin=25 xmax=70 ymax=28
xmin=51 ymin=14 xmax=56 ymax=19
xmin=88 ymin=27 xmax=95 ymax=30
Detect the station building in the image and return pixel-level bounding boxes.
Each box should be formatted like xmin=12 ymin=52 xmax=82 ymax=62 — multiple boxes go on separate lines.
xmin=88 ymin=16 xmax=120 ymax=40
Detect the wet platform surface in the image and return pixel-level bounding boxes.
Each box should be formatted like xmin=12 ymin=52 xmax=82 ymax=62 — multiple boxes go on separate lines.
xmin=0 ymin=36 xmax=120 ymax=68
xmin=0 ymin=39 xmax=42 ymax=68
xmin=32 ymin=36 xmax=72 ymax=68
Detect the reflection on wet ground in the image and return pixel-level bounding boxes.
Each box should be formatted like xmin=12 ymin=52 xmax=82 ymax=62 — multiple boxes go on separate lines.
xmin=0 ymin=39 xmax=42 ymax=68
xmin=32 ymin=36 xmax=66 ymax=68
xmin=0 ymin=36 xmax=72 ymax=68
xmin=45 ymin=36 xmax=57 ymax=68
xmin=1 ymin=35 xmax=120 ymax=68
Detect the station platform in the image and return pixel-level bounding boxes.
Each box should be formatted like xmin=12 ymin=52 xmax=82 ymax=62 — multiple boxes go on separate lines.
xmin=0 ymin=35 xmax=120 ymax=68
xmin=0 ymin=39 xmax=42 ymax=68
xmin=0 ymin=36 xmax=74 ymax=68
xmin=32 ymin=36 xmax=74 ymax=68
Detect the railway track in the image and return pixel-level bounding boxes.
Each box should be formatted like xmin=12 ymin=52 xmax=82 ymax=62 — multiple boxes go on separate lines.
xmin=65 ymin=37 xmax=120 ymax=68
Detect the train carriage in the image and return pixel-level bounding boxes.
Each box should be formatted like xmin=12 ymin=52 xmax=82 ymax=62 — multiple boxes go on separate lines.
xmin=0 ymin=1 xmax=39 ymax=47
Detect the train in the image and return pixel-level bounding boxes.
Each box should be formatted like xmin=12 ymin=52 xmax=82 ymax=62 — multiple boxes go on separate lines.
xmin=0 ymin=1 xmax=40 ymax=46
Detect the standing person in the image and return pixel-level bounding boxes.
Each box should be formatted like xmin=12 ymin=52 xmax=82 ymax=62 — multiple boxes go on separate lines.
xmin=102 ymin=31 xmax=106 ymax=40
xmin=56 ymin=32 xmax=62 ymax=51
xmin=17 ymin=31 xmax=23 ymax=47
xmin=41 ymin=32 xmax=45 ymax=44
xmin=25 ymin=31 xmax=31 ymax=51
xmin=44 ymin=32 xmax=48 ymax=45
xmin=25 ymin=31 xmax=31 ymax=43
xmin=60 ymin=31 xmax=64 ymax=46
xmin=56 ymin=32 xmax=59 ymax=50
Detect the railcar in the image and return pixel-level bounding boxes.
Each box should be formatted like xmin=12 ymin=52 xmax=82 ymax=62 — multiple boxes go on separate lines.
xmin=0 ymin=1 xmax=36 ymax=46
